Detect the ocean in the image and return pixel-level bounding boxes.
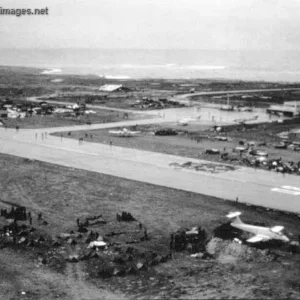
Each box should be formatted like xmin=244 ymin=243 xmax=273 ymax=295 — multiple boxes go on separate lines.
xmin=1 ymin=48 xmax=300 ymax=82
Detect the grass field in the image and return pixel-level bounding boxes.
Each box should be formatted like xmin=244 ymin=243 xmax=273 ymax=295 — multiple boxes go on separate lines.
xmin=53 ymin=120 xmax=300 ymax=166
xmin=0 ymin=153 xmax=299 ymax=299
xmin=1 ymin=108 xmax=145 ymax=129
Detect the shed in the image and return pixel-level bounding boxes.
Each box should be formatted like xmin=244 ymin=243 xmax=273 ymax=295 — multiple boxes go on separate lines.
xmin=99 ymin=84 xmax=131 ymax=92
xmin=99 ymin=84 xmax=123 ymax=92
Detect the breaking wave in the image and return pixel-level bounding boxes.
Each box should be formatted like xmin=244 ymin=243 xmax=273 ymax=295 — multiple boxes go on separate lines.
xmin=119 ymin=64 xmax=225 ymax=70
xmin=41 ymin=68 xmax=62 ymax=75
xmin=100 ymin=74 xmax=131 ymax=79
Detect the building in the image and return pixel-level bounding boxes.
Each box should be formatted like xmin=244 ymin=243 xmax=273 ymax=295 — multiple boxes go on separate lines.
xmin=267 ymin=101 xmax=300 ymax=117
xmin=99 ymin=84 xmax=131 ymax=92
xmin=99 ymin=84 xmax=123 ymax=92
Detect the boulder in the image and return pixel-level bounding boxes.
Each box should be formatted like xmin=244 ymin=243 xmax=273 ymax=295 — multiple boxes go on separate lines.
xmin=18 ymin=237 xmax=28 ymax=245
xmin=136 ymin=262 xmax=147 ymax=270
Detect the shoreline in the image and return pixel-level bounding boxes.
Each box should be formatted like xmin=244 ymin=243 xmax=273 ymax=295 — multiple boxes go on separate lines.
xmin=2 ymin=64 xmax=300 ymax=84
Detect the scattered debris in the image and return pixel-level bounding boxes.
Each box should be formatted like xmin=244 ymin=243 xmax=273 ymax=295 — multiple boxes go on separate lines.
xmin=169 ymin=161 xmax=236 ymax=174
xmin=155 ymin=128 xmax=178 ymax=136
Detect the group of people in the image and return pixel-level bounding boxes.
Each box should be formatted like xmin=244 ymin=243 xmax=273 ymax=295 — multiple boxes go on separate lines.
xmin=35 ymin=132 xmax=48 ymax=140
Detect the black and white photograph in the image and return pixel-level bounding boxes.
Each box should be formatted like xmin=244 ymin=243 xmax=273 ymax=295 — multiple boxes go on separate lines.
xmin=0 ymin=0 xmax=300 ymax=299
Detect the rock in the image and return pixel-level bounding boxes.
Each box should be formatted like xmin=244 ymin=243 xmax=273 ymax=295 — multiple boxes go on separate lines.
xmin=206 ymin=237 xmax=223 ymax=256
xmin=18 ymin=237 xmax=28 ymax=244
xmin=136 ymin=262 xmax=147 ymax=270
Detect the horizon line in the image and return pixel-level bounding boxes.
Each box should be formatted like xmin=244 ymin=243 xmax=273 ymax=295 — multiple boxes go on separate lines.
xmin=0 ymin=47 xmax=300 ymax=52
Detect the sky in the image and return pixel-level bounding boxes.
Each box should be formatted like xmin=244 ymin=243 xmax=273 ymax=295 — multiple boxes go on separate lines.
xmin=1 ymin=0 xmax=300 ymax=50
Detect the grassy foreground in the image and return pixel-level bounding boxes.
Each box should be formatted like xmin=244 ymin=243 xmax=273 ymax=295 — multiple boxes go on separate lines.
xmin=0 ymin=153 xmax=299 ymax=299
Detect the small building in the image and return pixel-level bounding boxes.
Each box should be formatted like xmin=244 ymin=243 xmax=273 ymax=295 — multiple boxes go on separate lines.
xmin=99 ymin=84 xmax=131 ymax=92
xmin=267 ymin=101 xmax=300 ymax=117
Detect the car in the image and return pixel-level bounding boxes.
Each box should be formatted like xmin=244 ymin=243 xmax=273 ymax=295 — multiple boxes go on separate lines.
xmin=155 ymin=129 xmax=178 ymax=136
xmin=274 ymin=143 xmax=287 ymax=149
xmin=249 ymin=149 xmax=268 ymax=157
xmin=214 ymin=136 xmax=228 ymax=141
xmin=205 ymin=149 xmax=221 ymax=155
xmin=233 ymin=146 xmax=248 ymax=153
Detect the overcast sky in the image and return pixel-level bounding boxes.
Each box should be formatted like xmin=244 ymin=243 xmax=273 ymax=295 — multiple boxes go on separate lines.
xmin=1 ymin=0 xmax=300 ymax=50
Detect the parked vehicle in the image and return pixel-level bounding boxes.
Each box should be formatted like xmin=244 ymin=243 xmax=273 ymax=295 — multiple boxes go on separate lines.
xmin=205 ymin=149 xmax=221 ymax=155
xmin=249 ymin=149 xmax=268 ymax=157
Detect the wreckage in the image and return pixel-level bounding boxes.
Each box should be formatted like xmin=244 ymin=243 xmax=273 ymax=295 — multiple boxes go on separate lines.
xmin=227 ymin=212 xmax=290 ymax=243
xmin=109 ymin=128 xmax=141 ymax=137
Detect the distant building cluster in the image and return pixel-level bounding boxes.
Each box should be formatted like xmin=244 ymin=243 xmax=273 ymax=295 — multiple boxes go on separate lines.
xmin=267 ymin=101 xmax=300 ymax=116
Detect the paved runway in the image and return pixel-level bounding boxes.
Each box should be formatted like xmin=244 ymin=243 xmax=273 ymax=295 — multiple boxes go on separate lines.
xmin=1 ymin=122 xmax=300 ymax=213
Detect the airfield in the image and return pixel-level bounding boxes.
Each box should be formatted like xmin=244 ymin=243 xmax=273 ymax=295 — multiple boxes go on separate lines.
xmin=1 ymin=68 xmax=300 ymax=299
xmin=0 ymin=96 xmax=300 ymax=213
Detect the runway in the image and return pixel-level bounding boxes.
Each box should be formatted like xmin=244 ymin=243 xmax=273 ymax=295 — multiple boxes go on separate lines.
xmin=1 ymin=122 xmax=300 ymax=213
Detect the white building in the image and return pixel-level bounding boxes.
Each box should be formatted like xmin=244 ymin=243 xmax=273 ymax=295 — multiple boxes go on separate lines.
xmin=267 ymin=101 xmax=300 ymax=116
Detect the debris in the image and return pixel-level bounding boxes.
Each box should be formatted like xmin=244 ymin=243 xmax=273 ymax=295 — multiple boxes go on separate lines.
xmin=67 ymin=255 xmax=79 ymax=263
xmin=155 ymin=128 xmax=178 ymax=136
xmin=117 ymin=211 xmax=136 ymax=222
xmin=87 ymin=241 xmax=107 ymax=249
xmin=190 ymin=252 xmax=204 ymax=258
xmin=136 ymin=262 xmax=147 ymax=270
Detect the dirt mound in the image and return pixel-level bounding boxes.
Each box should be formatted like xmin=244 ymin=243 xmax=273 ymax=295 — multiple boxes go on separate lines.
xmin=206 ymin=237 xmax=277 ymax=264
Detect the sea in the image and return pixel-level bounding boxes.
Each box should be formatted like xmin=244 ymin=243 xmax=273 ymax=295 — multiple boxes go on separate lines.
xmin=1 ymin=48 xmax=300 ymax=83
